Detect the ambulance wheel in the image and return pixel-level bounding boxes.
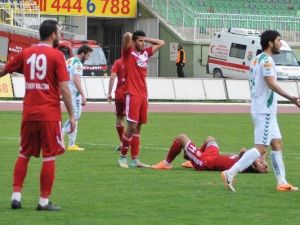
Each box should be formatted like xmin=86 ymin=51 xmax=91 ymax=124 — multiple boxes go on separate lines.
xmin=213 ymin=69 xmax=223 ymax=78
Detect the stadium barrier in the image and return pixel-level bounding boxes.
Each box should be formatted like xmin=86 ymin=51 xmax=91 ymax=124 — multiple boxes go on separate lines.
xmin=9 ymin=74 xmax=300 ymax=102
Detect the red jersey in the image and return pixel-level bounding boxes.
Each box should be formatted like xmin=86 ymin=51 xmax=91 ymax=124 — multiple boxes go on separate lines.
xmin=123 ymin=47 xmax=153 ymax=98
xmin=111 ymin=58 xmax=126 ymax=99
xmin=204 ymin=155 xmax=239 ymax=171
xmin=4 ymin=44 xmax=69 ymax=121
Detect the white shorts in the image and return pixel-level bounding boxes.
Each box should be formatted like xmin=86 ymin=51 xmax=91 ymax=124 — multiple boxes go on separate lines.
xmin=252 ymin=113 xmax=282 ymax=145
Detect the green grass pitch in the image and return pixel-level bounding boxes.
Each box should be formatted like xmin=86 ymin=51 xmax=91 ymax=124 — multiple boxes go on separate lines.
xmin=0 ymin=111 xmax=299 ymax=225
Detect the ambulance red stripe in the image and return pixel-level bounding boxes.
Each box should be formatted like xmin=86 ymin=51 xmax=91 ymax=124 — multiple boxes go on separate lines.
xmin=208 ymin=58 xmax=250 ymax=70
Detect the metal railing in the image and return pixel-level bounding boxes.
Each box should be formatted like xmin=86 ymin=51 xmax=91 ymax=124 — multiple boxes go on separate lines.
xmin=140 ymin=0 xmax=300 ymax=43
xmin=0 ymin=0 xmax=40 ymax=29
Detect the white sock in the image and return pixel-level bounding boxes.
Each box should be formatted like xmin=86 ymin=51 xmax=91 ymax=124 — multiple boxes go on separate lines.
xmin=270 ymin=150 xmax=288 ymax=185
xmin=11 ymin=192 xmax=21 ymax=201
xmin=227 ymin=148 xmax=261 ymax=177
xmin=68 ymin=121 xmax=78 ymax=146
xmin=62 ymin=120 xmax=70 ymax=134
xmin=39 ymin=197 xmax=49 ymax=207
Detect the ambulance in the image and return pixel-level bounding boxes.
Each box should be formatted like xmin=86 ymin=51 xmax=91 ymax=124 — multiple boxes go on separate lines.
xmin=0 ymin=23 xmax=108 ymax=76
xmin=207 ymin=28 xmax=300 ymax=80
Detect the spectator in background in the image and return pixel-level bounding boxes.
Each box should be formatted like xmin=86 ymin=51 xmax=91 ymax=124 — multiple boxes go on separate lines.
xmin=208 ymin=6 xmax=214 ymax=13
xmin=176 ymin=45 xmax=186 ymax=78
xmin=287 ymin=3 xmax=294 ymax=10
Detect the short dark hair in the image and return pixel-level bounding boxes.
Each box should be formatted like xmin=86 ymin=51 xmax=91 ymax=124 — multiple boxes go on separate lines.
xmin=39 ymin=19 xmax=58 ymax=41
xmin=260 ymin=30 xmax=281 ymax=51
xmin=77 ymin=44 xmax=93 ymax=55
xmin=132 ymin=30 xmax=146 ymax=41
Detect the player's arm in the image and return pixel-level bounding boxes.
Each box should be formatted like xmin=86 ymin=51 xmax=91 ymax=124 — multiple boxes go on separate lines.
xmin=0 ymin=52 xmax=23 ymax=77
xmin=107 ymin=72 xmax=117 ymax=103
xmin=264 ymin=76 xmax=300 ymax=108
xmin=123 ymin=32 xmax=133 ymax=51
xmin=60 ymin=81 xmax=75 ymax=133
xmin=73 ymin=74 xmax=86 ymax=106
xmin=144 ymin=37 xmax=165 ymax=54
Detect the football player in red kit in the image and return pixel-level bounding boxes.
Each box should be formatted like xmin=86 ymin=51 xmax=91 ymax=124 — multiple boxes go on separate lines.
xmin=118 ymin=31 xmax=165 ymax=168
xmin=152 ymin=134 xmax=268 ymax=173
xmin=0 ymin=19 xmax=75 ymax=211
xmin=107 ymin=58 xmax=126 ymax=150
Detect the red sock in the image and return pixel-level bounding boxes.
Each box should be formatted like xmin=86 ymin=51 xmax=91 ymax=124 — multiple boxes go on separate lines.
xmin=131 ymin=134 xmax=140 ymax=159
xmin=116 ymin=125 xmax=124 ymax=142
xmin=166 ymin=139 xmax=183 ymax=163
xmin=121 ymin=134 xmax=132 ymax=156
xmin=13 ymin=156 xmax=30 ymax=192
xmin=40 ymin=159 xmax=55 ymax=199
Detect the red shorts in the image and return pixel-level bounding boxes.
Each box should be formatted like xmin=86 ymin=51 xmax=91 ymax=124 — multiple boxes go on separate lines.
xmin=184 ymin=141 xmax=219 ymax=170
xmin=125 ymin=94 xmax=148 ymax=124
xmin=115 ymin=97 xmax=126 ymax=117
xmin=20 ymin=121 xmax=65 ymax=158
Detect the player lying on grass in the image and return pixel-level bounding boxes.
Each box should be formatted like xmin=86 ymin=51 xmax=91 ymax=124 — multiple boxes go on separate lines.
xmin=151 ymin=134 xmax=268 ymax=173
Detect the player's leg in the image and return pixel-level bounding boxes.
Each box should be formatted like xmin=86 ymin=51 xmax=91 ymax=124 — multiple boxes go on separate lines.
xmin=129 ymin=123 xmax=149 ymax=168
xmin=61 ymin=119 xmax=70 ymax=135
xmin=221 ymin=114 xmax=266 ymax=192
xmin=37 ymin=157 xmax=61 ymax=211
xmin=62 ymin=93 xmax=76 ymax=136
xmin=128 ymin=97 xmax=150 ymax=168
xmin=270 ymin=119 xmax=298 ymax=191
xmin=118 ymin=95 xmax=139 ymax=168
xmin=115 ymin=116 xmax=125 ymax=151
xmin=11 ymin=155 xmax=30 ymax=209
xmin=152 ymin=134 xmax=189 ymax=170
xmin=115 ymin=116 xmax=125 ymax=150
xmin=67 ymin=94 xmax=84 ymax=151
xmin=119 ymin=121 xmax=136 ymax=168
xmin=11 ymin=121 xmax=38 ymax=209
xmin=37 ymin=121 xmax=65 ymax=211
xmin=115 ymin=98 xmax=126 ymax=148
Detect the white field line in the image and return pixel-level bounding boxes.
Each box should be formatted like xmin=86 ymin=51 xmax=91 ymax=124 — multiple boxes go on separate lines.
xmin=0 ymin=136 xmax=168 ymax=151
xmin=1 ymin=137 xmax=300 ymax=160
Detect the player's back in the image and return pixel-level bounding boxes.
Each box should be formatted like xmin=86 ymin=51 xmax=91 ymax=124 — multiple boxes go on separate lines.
xmin=20 ymin=44 xmax=69 ymax=121
xmin=112 ymin=58 xmax=126 ymax=98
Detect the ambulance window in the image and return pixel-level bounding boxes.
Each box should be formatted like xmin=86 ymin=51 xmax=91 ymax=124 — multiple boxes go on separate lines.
xmin=256 ymin=50 xmax=262 ymax=55
xmin=229 ymin=43 xmax=246 ymax=59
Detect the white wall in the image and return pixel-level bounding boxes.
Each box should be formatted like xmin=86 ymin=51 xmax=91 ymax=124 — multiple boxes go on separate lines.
xmin=10 ymin=75 xmax=300 ymax=101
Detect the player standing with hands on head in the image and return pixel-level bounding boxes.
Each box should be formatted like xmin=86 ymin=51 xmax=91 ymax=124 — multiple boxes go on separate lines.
xmin=0 ymin=19 xmax=75 ymax=210
xmin=62 ymin=44 xmax=92 ymax=151
xmin=107 ymin=57 xmax=126 ymax=150
xmin=221 ymin=30 xmax=300 ymax=192
xmin=118 ymin=31 xmax=165 ymax=168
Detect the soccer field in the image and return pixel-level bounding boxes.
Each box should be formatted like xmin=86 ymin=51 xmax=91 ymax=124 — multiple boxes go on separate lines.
xmin=0 ymin=111 xmax=299 ymax=225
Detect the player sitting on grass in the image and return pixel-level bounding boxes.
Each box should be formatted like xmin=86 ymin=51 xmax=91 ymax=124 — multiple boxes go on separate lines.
xmin=151 ymin=134 xmax=268 ymax=173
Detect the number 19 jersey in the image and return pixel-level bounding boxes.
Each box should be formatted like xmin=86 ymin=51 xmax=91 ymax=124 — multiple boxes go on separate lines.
xmin=4 ymin=44 xmax=69 ymax=121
